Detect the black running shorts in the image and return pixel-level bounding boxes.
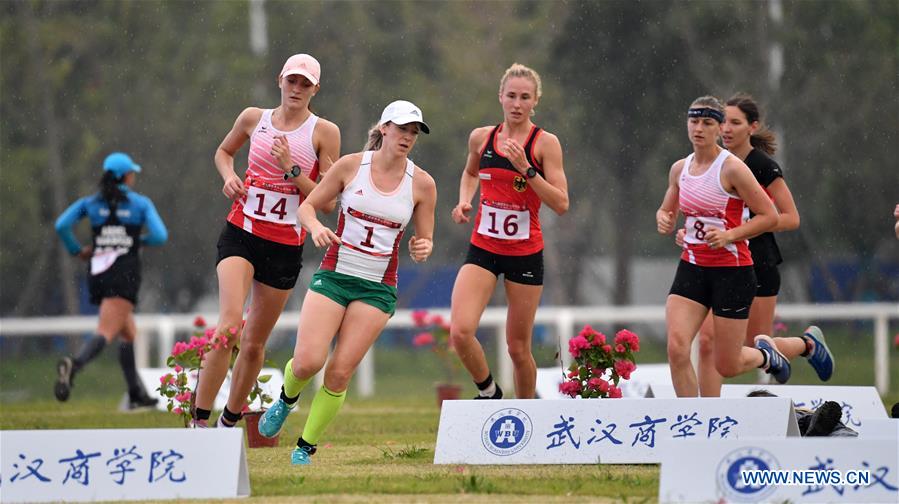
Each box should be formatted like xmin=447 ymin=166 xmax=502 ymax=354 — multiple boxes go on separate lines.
xmin=216 ymin=222 xmax=303 ymax=290
xmin=668 ymin=260 xmax=757 ymax=319
xmin=753 ymin=262 xmax=781 ymax=297
xmin=464 ymin=243 xmax=543 ymax=286
xmin=88 ymin=257 xmax=141 ymax=305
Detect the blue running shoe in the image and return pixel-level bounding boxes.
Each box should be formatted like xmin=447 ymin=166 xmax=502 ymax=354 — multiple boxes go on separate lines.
xmin=291 ymin=446 xmax=313 ymax=465
xmin=755 ymin=334 xmax=791 ymax=384
xmin=258 ymin=398 xmax=293 ymax=438
xmin=803 ymin=326 xmax=834 ymax=381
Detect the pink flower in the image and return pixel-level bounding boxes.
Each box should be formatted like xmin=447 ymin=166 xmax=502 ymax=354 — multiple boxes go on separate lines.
xmin=173 ymin=407 xmax=183 ymax=415
xmin=894 ymin=333 xmax=899 ymax=348
xmin=614 ymin=360 xmax=636 ymax=380
xmin=412 ymin=332 xmax=435 ymax=347
xmin=175 ymin=391 xmax=192 ymax=403
xmin=567 ymin=369 xmax=579 ymax=379
xmin=593 ymin=332 xmax=606 ymax=346
xmin=412 ymin=310 xmax=429 ymax=327
xmin=159 ymin=374 xmax=175 ymax=385
xmin=568 ymin=335 xmax=591 ymax=358
xmin=228 ymin=326 xmax=238 ymax=335
xmin=204 ymin=328 xmax=216 ymax=339
xmin=608 ymin=385 xmax=622 ymax=398
xmin=615 ymin=329 xmax=641 ymax=352
xmin=587 ymin=377 xmax=609 ymax=393
xmin=615 ymin=344 xmax=626 ymax=353
xmin=591 ymin=367 xmax=607 ymax=377
xmin=428 ymin=314 xmax=445 ymax=327
xmin=559 ymin=380 xmax=582 ymax=397
xmin=602 ymin=344 xmax=612 ymax=354
xmin=174 ymin=365 xmax=183 ymax=373
xmin=193 ymin=316 xmax=206 ymax=328
xmin=577 ymin=324 xmax=595 ymax=340
xmin=171 ymin=342 xmax=188 ymax=356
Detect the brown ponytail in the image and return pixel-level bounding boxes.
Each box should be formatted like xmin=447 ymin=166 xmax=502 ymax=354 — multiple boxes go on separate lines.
xmin=726 ymin=93 xmax=777 ymax=155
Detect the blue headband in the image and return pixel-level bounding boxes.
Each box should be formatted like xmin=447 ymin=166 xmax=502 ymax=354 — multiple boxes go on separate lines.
xmin=688 ymin=107 xmax=724 ymax=123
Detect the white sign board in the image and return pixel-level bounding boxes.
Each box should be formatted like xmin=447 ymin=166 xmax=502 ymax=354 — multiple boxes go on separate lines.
xmin=124 ymin=367 xmax=284 ymax=413
xmin=659 ymin=438 xmax=899 ymax=503
xmin=860 ymin=419 xmax=899 ymax=440
xmin=536 ymin=364 xmax=672 ymax=400
xmin=720 ymin=385 xmax=888 ymax=434
xmin=434 ymin=398 xmax=798 ymax=464
xmin=0 ymin=428 xmax=249 ymax=503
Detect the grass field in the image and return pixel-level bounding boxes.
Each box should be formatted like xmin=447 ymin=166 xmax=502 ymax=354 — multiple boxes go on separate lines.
xmin=1 ymin=325 xmax=897 ymax=502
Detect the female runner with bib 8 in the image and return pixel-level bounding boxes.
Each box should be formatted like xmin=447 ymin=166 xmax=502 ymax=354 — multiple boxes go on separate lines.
xmin=192 ymin=53 xmax=341 ymax=428
xmin=449 ymin=63 xmax=569 ymax=400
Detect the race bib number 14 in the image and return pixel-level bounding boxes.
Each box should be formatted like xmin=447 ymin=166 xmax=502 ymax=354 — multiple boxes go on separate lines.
xmin=243 ymin=186 xmax=300 ymax=225
xmin=477 ymin=203 xmax=529 ymax=240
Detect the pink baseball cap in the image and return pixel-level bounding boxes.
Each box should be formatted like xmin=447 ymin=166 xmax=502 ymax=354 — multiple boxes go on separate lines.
xmin=279 ymin=54 xmax=321 ymax=85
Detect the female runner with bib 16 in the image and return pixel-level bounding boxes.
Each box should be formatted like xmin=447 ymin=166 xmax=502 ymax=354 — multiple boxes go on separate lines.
xmin=449 ymin=63 xmax=569 ymax=400
xmin=657 ymin=95 xmax=802 ymax=397
xmin=684 ymin=94 xmax=833 ymax=397
xmin=256 ymin=100 xmax=436 ymax=465
xmin=192 ymin=53 xmax=341 ymax=428
xmin=54 ymin=152 xmax=168 ymax=410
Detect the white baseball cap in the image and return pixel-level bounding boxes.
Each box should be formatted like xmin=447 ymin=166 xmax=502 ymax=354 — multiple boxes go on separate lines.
xmin=378 ymin=100 xmax=430 ymax=134
xmin=279 ymin=54 xmax=321 ymax=85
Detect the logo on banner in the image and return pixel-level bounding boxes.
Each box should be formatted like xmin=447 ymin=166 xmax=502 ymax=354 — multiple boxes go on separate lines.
xmin=716 ymin=447 xmax=780 ymax=502
xmin=481 ymin=408 xmax=533 ymax=456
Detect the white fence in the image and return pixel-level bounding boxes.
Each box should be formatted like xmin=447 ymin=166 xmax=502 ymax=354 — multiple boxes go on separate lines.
xmin=1 ymin=303 xmax=896 ymax=395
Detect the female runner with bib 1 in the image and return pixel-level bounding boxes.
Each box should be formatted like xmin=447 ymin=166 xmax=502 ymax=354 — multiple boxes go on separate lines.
xmin=450 ymin=63 xmax=569 ymax=399
xmin=657 ymin=95 xmax=795 ymax=397
xmin=256 ymin=100 xmax=436 ymax=465
xmin=192 ymin=54 xmax=341 ymax=428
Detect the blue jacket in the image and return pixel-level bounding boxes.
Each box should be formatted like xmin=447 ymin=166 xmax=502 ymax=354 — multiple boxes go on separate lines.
xmin=55 ymin=186 xmax=168 ymax=256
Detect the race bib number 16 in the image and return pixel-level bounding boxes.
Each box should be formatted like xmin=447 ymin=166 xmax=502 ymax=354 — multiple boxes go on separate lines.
xmin=477 ymin=203 xmax=529 ymax=240
xmin=243 ymin=186 xmax=300 ymax=225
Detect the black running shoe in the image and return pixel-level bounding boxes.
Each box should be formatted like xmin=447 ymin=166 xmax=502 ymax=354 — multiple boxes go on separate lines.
xmin=805 ymin=401 xmax=842 ymax=437
xmin=54 ymin=357 xmax=74 ymax=402
xmin=473 ymin=383 xmax=503 ymax=400
xmin=127 ymin=394 xmax=159 ymax=412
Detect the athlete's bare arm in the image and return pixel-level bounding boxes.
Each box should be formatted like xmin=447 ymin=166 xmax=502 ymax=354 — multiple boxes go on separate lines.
xmin=705 ymin=157 xmax=777 ymax=248
xmin=408 ymin=167 xmax=437 ymax=263
xmin=520 ymin=131 xmax=569 ymax=215
xmin=766 ymin=178 xmax=800 ymax=232
xmin=452 ymin=127 xmax=491 ymax=225
xmin=657 ymin=159 xmax=684 ymax=234
xmin=298 ymin=153 xmax=362 ymax=248
xmin=215 ymin=107 xmax=263 ymax=200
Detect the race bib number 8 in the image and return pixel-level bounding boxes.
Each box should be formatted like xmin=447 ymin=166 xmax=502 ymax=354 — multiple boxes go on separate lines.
xmin=243 ymin=186 xmax=300 ymax=225
xmin=477 ymin=203 xmax=530 ymax=240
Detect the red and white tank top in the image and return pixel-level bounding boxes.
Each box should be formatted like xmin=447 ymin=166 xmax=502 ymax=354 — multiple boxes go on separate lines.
xmin=320 ymin=151 xmax=414 ymax=286
xmin=679 ymin=149 xmax=752 ymax=267
xmin=470 ymin=124 xmax=544 ymax=256
xmin=226 ymin=109 xmax=320 ymax=246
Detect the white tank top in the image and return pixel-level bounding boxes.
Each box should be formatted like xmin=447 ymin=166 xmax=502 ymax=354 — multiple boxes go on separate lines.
xmin=678 ymin=149 xmax=752 ymax=267
xmin=319 ymin=151 xmax=415 ymax=286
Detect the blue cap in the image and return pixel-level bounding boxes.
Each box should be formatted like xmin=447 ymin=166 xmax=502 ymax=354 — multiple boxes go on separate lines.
xmin=103 ymin=152 xmax=142 ymax=178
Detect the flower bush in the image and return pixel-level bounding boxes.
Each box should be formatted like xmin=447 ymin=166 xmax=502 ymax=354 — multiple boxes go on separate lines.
xmin=411 ymin=310 xmax=462 ymax=384
xmin=559 ymin=325 xmax=640 ymax=399
xmin=157 ymin=316 xmax=272 ymax=427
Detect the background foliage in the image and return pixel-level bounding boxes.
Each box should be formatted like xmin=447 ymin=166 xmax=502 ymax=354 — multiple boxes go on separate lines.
xmin=2 ymin=0 xmax=897 ymax=316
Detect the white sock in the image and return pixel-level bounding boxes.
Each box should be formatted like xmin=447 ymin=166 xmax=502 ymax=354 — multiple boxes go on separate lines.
xmin=478 ymin=382 xmax=497 ymax=398
xmin=216 ymin=415 xmax=236 ymax=428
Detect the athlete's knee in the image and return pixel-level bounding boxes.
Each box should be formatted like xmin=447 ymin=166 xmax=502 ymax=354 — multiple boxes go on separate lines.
xmin=291 ymin=356 xmax=325 ymax=381
xmin=698 ymin=331 xmax=715 ymax=358
xmin=667 ymin=334 xmax=693 ymax=368
xmin=449 ymin=325 xmax=477 ymax=348
xmin=715 ymin=358 xmax=742 ymax=378
xmin=215 ymin=319 xmax=243 ymax=347
xmin=237 ymin=338 xmax=265 ymax=363
xmin=506 ymin=341 xmax=533 ymax=365
xmin=323 ymin=368 xmax=353 ymax=392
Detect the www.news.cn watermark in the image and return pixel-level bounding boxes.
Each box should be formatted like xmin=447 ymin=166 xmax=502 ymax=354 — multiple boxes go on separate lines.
xmin=742 ymin=470 xmax=871 ymax=487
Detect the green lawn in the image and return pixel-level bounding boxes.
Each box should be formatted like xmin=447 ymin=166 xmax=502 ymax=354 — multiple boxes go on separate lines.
xmin=1 ymin=327 xmax=897 ymax=502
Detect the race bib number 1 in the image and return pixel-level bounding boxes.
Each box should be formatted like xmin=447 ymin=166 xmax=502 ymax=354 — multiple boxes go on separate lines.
xmin=243 ymin=186 xmax=299 ymax=225
xmin=477 ymin=203 xmax=529 ymax=240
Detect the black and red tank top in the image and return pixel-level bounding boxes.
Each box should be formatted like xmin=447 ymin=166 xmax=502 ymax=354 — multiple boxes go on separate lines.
xmin=470 ymin=123 xmax=544 ymax=256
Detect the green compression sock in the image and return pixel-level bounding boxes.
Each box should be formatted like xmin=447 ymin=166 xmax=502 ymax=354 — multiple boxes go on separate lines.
xmin=282 ymin=358 xmax=314 ymax=399
xmin=301 ymin=385 xmax=347 ymax=444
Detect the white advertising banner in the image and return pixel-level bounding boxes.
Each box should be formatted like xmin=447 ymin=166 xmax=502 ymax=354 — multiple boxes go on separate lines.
xmin=658 ymin=438 xmax=899 ymax=503
xmin=719 ymin=385 xmax=888 ymax=434
xmin=536 ymin=363 xmax=672 ymax=400
xmin=859 ymin=419 xmax=899 ymax=439
xmin=129 ymin=367 xmax=284 ymax=413
xmin=0 ymin=428 xmax=249 ymax=503
xmin=434 ymin=398 xmax=798 ymax=464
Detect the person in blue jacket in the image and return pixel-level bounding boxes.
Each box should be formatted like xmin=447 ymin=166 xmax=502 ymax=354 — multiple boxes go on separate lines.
xmin=53 ymin=152 xmax=168 ymax=409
